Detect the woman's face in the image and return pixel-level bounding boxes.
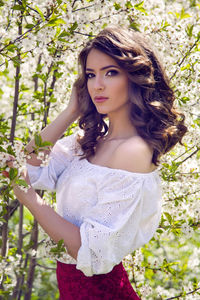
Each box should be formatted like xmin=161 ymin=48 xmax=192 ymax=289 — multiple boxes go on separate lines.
xmin=86 ymin=49 xmax=129 ymax=115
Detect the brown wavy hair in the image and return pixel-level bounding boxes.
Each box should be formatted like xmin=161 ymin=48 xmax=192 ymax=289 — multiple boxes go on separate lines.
xmin=74 ymin=26 xmax=187 ymax=165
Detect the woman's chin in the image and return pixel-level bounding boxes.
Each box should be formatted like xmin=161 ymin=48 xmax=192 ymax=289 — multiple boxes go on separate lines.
xmin=96 ymin=108 xmax=109 ymax=115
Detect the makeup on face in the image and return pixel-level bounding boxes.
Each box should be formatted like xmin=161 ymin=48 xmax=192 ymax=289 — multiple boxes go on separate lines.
xmin=86 ymin=49 xmax=129 ymax=115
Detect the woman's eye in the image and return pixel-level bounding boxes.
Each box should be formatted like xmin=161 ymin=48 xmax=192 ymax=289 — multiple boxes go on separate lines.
xmin=86 ymin=73 xmax=94 ymax=79
xmin=106 ymin=70 xmax=118 ymax=76
xmin=86 ymin=70 xmax=118 ymax=79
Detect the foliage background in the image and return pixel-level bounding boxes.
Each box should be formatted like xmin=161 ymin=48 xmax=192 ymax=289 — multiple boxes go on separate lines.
xmin=0 ymin=0 xmax=200 ymax=299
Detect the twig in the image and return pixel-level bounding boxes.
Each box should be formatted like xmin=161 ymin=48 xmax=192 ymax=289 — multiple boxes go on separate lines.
xmin=43 ymin=68 xmax=58 ymax=125
xmin=9 ymin=14 xmax=22 ymax=143
xmin=170 ymin=35 xmax=200 ymax=80
xmin=24 ymin=219 xmax=38 ymax=300
xmin=36 ymin=263 xmax=56 ymax=271
xmin=166 ymin=287 xmax=200 ymax=300
xmin=87 ymin=8 xmax=130 ymax=25
xmin=178 ymin=147 xmax=200 ymax=165
xmin=1 ymin=13 xmax=22 ymax=263
xmin=0 ymin=20 xmax=42 ymax=54
xmin=73 ymin=30 xmax=96 ymax=37
xmin=17 ymin=204 xmax=24 ymax=254
xmin=16 ymin=251 xmax=29 ymax=299
xmin=42 ymin=60 xmax=54 ymax=128
xmin=16 ymin=0 xmax=42 ymax=15
xmin=172 ymin=145 xmax=197 ymax=161
xmin=175 ymin=172 xmax=200 ymax=175
xmin=0 ymin=5 xmax=54 ymax=55
xmin=72 ymin=0 xmax=79 ymax=8
xmin=164 ymin=189 xmax=200 ymax=203
xmin=0 ymin=47 xmax=36 ymax=68
xmin=32 ymin=54 xmax=42 ymax=122
xmin=72 ymin=4 xmax=95 ymax=12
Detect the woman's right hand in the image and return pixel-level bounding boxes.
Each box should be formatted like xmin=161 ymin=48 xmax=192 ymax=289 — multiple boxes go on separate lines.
xmin=66 ymin=85 xmax=81 ymax=121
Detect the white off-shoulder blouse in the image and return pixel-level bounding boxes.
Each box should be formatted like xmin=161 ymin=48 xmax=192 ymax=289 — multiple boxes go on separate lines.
xmin=27 ymin=133 xmax=162 ymax=277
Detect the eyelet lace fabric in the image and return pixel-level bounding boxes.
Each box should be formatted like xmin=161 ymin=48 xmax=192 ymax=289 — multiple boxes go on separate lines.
xmin=27 ymin=132 xmax=162 ymax=277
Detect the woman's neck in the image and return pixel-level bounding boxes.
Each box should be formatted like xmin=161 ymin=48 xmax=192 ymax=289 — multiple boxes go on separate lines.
xmin=104 ymin=111 xmax=137 ymax=141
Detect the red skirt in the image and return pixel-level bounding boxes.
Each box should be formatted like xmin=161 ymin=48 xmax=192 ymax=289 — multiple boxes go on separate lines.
xmin=56 ymin=261 xmax=140 ymax=300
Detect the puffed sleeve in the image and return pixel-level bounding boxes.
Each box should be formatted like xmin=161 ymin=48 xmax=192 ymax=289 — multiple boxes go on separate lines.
xmin=27 ymin=134 xmax=77 ymax=191
xmin=76 ymin=171 xmax=162 ymax=276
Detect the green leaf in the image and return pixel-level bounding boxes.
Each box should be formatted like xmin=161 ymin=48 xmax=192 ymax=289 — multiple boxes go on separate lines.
xmin=15 ymin=179 xmax=29 ymax=187
xmin=114 ymin=2 xmax=121 ymax=10
xmin=68 ymin=21 xmax=78 ymax=34
xmin=24 ymin=207 xmax=34 ymax=222
xmin=12 ymin=57 xmax=21 ymax=67
xmin=6 ymin=44 xmax=18 ymax=53
xmin=25 ymin=24 xmax=35 ymax=29
xmin=181 ymin=64 xmax=191 ymax=71
xmin=5 ymin=59 xmax=8 ymax=68
xmin=194 ymin=118 xmax=200 ymax=127
xmin=34 ymin=134 xmax=42 ymax=147
xmin=57 ymin=239 xmax=64 ymax=248
xmin=58 ymin=30 xmax=70 ymax=38
xmin=164 ymin=212 xmax=173 ymax=224
xmin=35 ymin=6 xmax=45 ymax=22
xmin=49 ymin=239 xmax=66 ymax=258
xmin=180 ymin=96 xmax=190 ymax=103
xmin=12 ymin=5 xmax=25 ymax=11
xmin=48 ymin=18 xmax=66 ymax=27
xmin=180 ymin=8 xmax=191 ymax=19
xmin=9 ymin=168 xmax=18 ymax=180
xmin=129 ymin=21 xmax=140 ymax=31
xmin=0 ymin=146 xmax=6 ymax=153
xmin=156 ymin=229 xmax=164 ymax=234
xmin=7 ymin=145 xmax=15 ymax=156
xmin=41 ymin=141 xmax=53 ymax=147
xmin=36 ymin=63 xmax=44 ymax=73
xmin=134 ymin=1 xmax=147 ymax=15
xmin=160 ymin=20 xmax=170 ymax=31
xmin=20 ymin=84 xmax=29 ymax=91
xmin=125 ymin=1 xmax=133 ymax=9
xmin=186 ymin=24 xmax=194 ymax=37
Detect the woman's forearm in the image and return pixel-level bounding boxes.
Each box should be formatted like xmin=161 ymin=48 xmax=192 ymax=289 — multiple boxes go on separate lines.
xmin=15 ymin=186 xmax=81 ymax=260
xmin=26 ymin=108 xmax=77 ymax=166
xmin=26 ymin=107 xmax=78 ymax=166
xmin=26 ymin=86 xmax=80 ymax=166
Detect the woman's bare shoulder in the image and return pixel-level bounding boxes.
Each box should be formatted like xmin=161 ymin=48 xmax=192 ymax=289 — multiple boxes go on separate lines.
xmin=109 ymin=136 xmax=155 ymax=173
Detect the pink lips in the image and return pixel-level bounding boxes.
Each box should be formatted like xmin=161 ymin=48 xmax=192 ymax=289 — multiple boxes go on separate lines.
xmin=94 ymin=97 xmax=108 ymax=103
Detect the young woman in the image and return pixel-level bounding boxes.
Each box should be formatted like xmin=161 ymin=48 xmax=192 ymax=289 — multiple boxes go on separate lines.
xmin=7 ymin=26 xmax=187 ymax=299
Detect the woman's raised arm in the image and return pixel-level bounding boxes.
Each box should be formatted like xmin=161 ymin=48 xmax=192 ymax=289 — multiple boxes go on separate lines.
xmin=26 ymin=86 xmax=80 ymax=166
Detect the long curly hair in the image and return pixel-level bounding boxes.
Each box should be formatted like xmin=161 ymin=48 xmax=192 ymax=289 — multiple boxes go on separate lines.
xmin=74 ymin=26 xmax=187 ymax=166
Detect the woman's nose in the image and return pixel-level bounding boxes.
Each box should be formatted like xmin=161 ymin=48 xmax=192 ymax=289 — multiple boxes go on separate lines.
xmin=94 ymin=76 xmax=105 ymax=91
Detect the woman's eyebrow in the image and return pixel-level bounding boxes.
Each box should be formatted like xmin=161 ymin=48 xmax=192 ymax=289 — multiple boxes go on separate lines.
xmin=86 ymin=65 xmax=120 ymax=71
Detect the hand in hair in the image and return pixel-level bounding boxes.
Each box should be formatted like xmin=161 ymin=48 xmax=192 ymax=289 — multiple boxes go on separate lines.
xmin=67 ymin=85 xmax=81 ymax=121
